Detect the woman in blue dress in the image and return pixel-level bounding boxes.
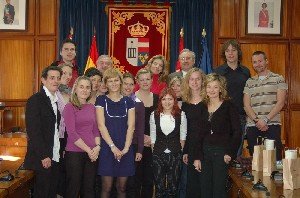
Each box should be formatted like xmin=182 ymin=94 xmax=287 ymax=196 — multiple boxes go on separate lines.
xmin=96 ymin=68 xmax=135 ymax=198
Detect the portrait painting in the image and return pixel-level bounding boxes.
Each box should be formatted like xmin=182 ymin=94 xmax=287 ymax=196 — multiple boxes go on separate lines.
xmin=247 ymin=0 xmax=282 ymax=35
xmin=0 ymin=0 xmax=27 ymax=30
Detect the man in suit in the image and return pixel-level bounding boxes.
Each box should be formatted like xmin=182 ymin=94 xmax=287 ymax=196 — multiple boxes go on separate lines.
xmin=24 ymin=65 xmax=62 ymax=198
xmin=3 ymin=0 xmax=15 ymax=24
xmin=168 ymin=49 xmax=195 ymax=81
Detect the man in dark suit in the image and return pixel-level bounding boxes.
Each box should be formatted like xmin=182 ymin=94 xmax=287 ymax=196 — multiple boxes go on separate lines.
xmin=168 ymin=49 xmax=196 ymax=82
xmin=24 ymin=65 xmax=62 ymax=198
xmin=3 ymin=0 xmax=15 ymax=24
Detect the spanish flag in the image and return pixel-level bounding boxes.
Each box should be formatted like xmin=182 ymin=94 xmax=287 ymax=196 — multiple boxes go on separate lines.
xmin=84 ymin=35 xmax=99 ymax=73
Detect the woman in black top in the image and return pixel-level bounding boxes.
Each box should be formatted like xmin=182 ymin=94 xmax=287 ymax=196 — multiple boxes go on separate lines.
xmin=193 ymin=73 xmax=241 ymax=198
xmin=181 ymin=68 xmax=206 ymax=198
xmin=134 ymin=68 xmax=158 ymax=198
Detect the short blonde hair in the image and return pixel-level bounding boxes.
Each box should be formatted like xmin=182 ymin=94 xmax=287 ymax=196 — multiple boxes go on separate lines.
xmin=135 ymin=68 xmax=152 ymax=81
xmin=103 ymin=68 xmax=123 ymax=93
xmin=202 ymin=73 xmax=230 ymax=104
xmin=181 ymin=68 xmax=206 ymax=103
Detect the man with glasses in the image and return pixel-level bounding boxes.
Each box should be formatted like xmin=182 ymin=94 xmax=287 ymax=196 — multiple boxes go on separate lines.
xmin=169 ymin=49 xmax=196 ymax=80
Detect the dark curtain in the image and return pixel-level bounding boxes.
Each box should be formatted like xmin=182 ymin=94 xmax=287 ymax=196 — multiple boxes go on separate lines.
xmin=59 ymin=0 xmax=213 ymax=74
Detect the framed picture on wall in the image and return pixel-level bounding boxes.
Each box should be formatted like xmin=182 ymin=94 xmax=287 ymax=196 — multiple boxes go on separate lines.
xmin=246 ymin=0 xmax=282 ymax=35
xmin=0 ymin=0 xmax=27 ymax=31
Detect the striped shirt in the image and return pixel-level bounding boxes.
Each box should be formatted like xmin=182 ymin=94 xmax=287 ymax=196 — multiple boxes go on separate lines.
xmin=243 ymin=71 xmax=287 ymax=127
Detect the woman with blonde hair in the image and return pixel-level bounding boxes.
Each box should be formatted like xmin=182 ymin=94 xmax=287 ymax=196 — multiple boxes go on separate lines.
xmin=63 ymin=76 xmax=101 ymax=198
xmin=135 ymin=55 xmax=168 ymax=95
xmin=193 ymin=73 xmax=241 ymax=198
xmin=181 ymin=67 xmax=206 ymax=197
xmin=134 ymin=68 xmax=159 ymax=198
xmin=96 ymin=68 xmax=135 ymax=198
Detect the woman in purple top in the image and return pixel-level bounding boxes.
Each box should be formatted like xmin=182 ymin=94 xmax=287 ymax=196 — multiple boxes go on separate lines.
xmin=122 ymin=72 xmax=145 ymax=197
xmin=63 ymin=76 xmax=101 ymax=198
xmin=96 ymin=68 xmax=135 ymax=198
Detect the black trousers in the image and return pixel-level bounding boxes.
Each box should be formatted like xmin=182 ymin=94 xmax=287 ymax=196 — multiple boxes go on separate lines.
xmin=201 ymin=144 xmax=228 ymax=198
xmin=33 ymin=161 xmax=60 ymax=198
xmin=185 ymin=161 xmax=201 ymax=198
xmin=152 ymin=152 xmax=182 ymax=198
xmin=126 ymin=144 xmax=139 ymax=198
xmin=247 ymin=125 xmax=283 ymax=160
xmin=65 ymin=151 xmax=97 ymax=198
xmin=134 ymin=147 xmax=154 ymax=198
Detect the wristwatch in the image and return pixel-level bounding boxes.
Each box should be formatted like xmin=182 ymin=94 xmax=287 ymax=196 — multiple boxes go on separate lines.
xmin=263 ymin=116 xmax=270 ymax=124
xmin=109 ymin=144 xmax=115 ymax=148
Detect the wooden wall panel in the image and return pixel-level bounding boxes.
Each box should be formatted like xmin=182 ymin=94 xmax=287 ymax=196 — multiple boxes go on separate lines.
xmin=217 ymin=0 xmax=236 ymax=38
xmin=0 ymin=0 xmax=58 ymax=133
xmin=290 ymin=43 xmax=300 ymax=104
xmin=37 ymin=0 xmax=57 ymax=35
xmin=240 ymin=43 xmax=287 ymax=77
xmin=291 ymin=0 xmax=300 ymax=38
xmin=0 ymin=39 xmax=35 ymax=99
xmin=290 ymin=111 xmax=300 ymax=148
xmin=35 ymin=39 xmax=57 ymax=90
xmin=2 ymin=107 xmax=26 ymax=132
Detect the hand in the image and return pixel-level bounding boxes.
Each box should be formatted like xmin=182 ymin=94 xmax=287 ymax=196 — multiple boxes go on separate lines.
xmin=183 ymin=154 xmax=188 ymax=165
xmin=224 ymin=155 xmax=231 ymax=164
xmin=193 ymin=160 xmax=201 ymax=172
xmin=87 ymin=148 xmax=96 ymax=162
xmin=90 ymin=145 xmax=100 ymax=161
xmin=111 ymin=146 xmax=123 ymax=161
xmin=41 ymin=157 xmax=52 ymax=169
xmin=256 ymin=119 xmax=268 ymax=131
xmin=135 ymin=153 xmax=142 ymax=161
xmin=144 ymin=135 xmax=151 ymax=147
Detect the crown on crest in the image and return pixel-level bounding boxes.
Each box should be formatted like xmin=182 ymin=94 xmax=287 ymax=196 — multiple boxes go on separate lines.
xmin=128 ymin=21 xmax=149 ymax=37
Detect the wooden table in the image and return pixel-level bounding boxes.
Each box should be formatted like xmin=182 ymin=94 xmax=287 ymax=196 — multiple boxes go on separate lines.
xmin=0 ymin=133 xmax=34 ymax=198
xmin=229 ymin=168 xmax=300 ymax=197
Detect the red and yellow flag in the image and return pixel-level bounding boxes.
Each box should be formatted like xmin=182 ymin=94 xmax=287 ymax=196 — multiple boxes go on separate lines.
xmin=84 ymin=35 xmax=99 ymax=73
xmin=176 ymin=28 xmax=184 ymax=72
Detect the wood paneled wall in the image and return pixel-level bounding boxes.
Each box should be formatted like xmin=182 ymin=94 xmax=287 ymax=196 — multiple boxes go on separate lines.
xmin=213 ymin=0 xmax=300 ymax=148
xmin=0 ymin=0 xmax=58 ymax=131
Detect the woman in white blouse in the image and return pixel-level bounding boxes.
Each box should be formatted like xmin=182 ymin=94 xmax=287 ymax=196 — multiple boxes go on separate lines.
xmin=150 ymin=88 xmax=187 ymax=197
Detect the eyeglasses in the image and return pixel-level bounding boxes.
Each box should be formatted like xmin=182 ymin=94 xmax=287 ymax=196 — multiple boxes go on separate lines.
xmin=180 ymin=57 xmax=192 ymax=61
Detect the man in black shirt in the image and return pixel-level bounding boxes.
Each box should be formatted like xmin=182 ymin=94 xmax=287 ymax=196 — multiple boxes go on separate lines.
xmin=214 ymin=39 xmax=250 ymax=157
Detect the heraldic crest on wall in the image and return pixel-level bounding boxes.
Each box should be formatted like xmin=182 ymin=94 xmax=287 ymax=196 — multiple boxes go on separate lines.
xmin=107 ymin=5 xmax=171 ymax=75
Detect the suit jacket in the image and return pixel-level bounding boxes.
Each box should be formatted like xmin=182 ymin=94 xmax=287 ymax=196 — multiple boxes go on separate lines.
xmin=24 ymin=89 xmax=61 ymax=171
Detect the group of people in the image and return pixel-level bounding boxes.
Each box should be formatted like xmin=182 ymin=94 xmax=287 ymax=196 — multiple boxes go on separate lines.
xmin=24 ymin=38 xmax=287 ymax=198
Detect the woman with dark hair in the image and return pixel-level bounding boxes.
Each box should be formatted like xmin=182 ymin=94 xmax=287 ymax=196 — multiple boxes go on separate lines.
xmin=121 ymin=72 xmax=145 ymax=197
xmin=150 ymin=88 xmax=187 ymax=197
xmin=193 ymin=73 xmax=241 ymax=198
xmin=63 ymin=76 xmax=101 ymax=198
xmin=84 ymin=67 xmax=103 ymax=105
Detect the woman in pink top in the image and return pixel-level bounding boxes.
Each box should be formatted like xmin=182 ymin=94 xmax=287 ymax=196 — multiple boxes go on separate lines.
xmin=63 ymin=76 xmax=101 ymax=198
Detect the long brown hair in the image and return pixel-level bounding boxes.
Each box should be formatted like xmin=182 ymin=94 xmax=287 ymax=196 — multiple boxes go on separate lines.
xmin=155 ymin=88 xmax=181 ymax=117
